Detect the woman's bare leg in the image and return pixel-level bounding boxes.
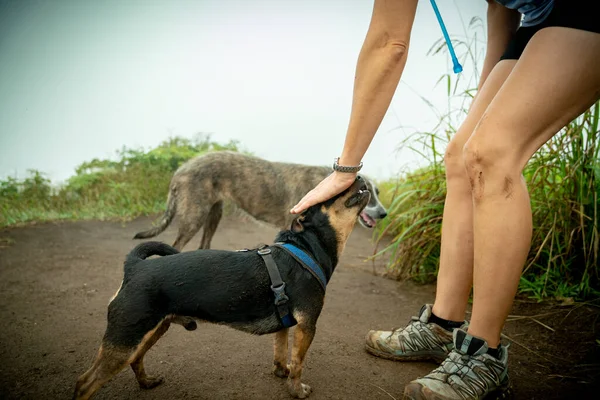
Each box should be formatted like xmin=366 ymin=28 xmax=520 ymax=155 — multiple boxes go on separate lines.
xmin=463 ymin=27 xmax=600 ymax=346
xmin=432 ymin=61 xmax=516 ymax=322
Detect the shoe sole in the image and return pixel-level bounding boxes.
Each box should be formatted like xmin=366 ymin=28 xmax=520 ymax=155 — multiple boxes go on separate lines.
xmin=403 ymin=381 xmax=513 ymax=399
xmin=365 ymin=344 xmax=448 ymax=363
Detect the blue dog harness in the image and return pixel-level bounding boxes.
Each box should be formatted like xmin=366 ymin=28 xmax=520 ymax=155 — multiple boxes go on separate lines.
xmin=250 ymin=243 xmax=328 ymax=328
xmin=274 ymin=243 xmax=328 ymax=291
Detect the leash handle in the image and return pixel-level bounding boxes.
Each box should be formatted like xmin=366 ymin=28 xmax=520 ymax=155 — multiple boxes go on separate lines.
xmin=429 ymin=0 xmax=463 ymax=74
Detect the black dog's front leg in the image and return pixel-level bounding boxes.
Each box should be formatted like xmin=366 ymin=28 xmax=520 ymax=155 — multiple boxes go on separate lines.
xmin=273 ymin=328 xmax=290 ymax=378
xmin=287 ymin=323 xmax=315 ymax=398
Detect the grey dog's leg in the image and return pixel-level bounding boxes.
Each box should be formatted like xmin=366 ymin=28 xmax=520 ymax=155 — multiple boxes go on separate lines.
xmin=199 ymin=201 xmax=223 ymax=249
xmin=172 ymin=213 xmax=207 ymax=251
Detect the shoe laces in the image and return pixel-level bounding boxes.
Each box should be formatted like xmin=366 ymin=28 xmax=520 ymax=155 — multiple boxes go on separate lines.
xmin=389 ymin=316 xmax=423 ymax=337
xmin=436 ymin=350 xmax=474 ymax=376
xmin=434 ymin=350 xmax=503 ymax=388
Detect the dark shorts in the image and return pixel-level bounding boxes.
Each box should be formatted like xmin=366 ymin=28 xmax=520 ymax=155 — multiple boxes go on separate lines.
xmin=500 ymin=0 xmax=600 ymax=60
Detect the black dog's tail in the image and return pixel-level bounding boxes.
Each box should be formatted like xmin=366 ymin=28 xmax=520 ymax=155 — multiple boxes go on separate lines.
xmin=133 ymin=189 xmax=176 ymax=240
xmin=124 ymin=241 xmax=179 ymax=276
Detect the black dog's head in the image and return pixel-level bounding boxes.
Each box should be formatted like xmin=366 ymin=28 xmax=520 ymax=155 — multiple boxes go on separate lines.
xmin=279 ymin=176 xmax=371 ymax=264
xmin=357 ymin=174 xmax=387 ymax=228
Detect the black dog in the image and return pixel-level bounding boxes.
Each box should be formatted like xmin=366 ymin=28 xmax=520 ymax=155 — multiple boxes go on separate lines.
xmin=74 ymin=177 xmax=371 ymax=399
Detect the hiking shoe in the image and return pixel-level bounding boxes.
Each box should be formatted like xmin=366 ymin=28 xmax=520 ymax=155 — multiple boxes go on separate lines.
xmin=403 ymin=329 xmax=512 ymax=400
xmin=365 ymin=304 xmax=468 ymax=362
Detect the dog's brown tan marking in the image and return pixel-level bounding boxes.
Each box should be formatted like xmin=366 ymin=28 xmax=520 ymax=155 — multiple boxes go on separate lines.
xmin=321 ymin=183 xmax=366 ymax=258
xmin=273 ymin=328 xmax=290 ymax=378
xmin=73 ymin=345 xmax=131 ymax=400
xmin=129 ymin=319 xmax=171 ymax=388
xmin=73 ymin=318 xmax=171 ymax=400
xmin=287 ymin=323 xmax=316 ymax=399
xmin=323 ymin=204 xmax=359 ymax=258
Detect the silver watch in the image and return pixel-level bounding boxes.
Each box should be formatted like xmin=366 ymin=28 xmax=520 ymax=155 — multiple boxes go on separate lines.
xmin=333 ymin=157 xmax=363 ymax=173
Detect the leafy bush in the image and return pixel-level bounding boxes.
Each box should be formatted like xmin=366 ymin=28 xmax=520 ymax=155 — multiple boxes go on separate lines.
xmin=0 ymin=134 xmax=246 ymax=227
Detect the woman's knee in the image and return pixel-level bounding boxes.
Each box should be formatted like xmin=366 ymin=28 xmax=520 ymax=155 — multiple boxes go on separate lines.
xmin=444 ymin=134 xmax=470 ymax=183
xmin=462 ymin=135 xmax=516 ymax=201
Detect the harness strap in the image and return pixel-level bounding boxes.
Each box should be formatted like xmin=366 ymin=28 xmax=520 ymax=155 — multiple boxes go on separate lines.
xmin=274 ymin=243 xmax=327 ymax=292
xmin=257 ymin=246 xmax=296 ymax=328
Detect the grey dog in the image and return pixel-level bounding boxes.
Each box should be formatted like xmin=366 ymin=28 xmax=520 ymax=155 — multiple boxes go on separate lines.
xmin=134 ymin=151 xmax=387 ymax=250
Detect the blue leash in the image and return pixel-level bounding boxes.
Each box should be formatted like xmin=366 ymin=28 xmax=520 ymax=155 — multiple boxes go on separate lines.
xmin=430 ymin=0 xmax=463 ymax=74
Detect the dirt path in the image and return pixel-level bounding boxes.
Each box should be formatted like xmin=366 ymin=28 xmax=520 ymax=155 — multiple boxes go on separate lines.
xmin=0 ymin=216 xmax=598 ymax=399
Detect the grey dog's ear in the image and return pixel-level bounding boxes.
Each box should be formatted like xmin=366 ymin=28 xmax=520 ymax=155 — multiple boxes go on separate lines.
xmin=291 ymin=214 xmax=305 ymax=233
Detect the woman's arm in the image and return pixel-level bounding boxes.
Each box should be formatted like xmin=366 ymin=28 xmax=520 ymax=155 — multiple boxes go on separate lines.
xmin=479 ymin=1 xmax=521 ymax=89
xmin=337 ymin=0 xmax=419 ymax=167
xmin=291 ymin=0 xmax=419 ymax=214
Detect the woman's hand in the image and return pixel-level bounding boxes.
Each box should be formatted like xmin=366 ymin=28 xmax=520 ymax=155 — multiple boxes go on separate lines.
xmin=290 ymin=171 xmax=357 ymax=214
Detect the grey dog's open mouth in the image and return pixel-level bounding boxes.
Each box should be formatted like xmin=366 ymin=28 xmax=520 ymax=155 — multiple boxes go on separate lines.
xmin=359 ymin=211 xmax=376 ymax=228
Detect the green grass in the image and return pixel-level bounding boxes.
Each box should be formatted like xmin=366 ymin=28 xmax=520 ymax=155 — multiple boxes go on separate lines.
xmin=0 ymin=135 xmax=246 ymax=228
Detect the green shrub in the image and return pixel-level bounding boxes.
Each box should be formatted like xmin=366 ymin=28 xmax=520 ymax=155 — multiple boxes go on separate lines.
xmin=0 ymin=134 xmax=246 ymax=227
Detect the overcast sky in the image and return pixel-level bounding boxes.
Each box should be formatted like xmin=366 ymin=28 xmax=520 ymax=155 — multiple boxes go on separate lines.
xmin=0 ymin=0 xmax=488 ymax=183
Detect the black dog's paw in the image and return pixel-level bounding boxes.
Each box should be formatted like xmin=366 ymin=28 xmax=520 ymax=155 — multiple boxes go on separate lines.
xmin=288 ymin=381 xmax=312 ymax=399
xmin=273 ymin=363 xmax=290 ymax=378
xmin=138 ymin=375 xmax=164 ymax=390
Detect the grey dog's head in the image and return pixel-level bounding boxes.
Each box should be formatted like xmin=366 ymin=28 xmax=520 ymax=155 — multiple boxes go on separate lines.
xmin=356 ymin=174 xmax=387 ymax=228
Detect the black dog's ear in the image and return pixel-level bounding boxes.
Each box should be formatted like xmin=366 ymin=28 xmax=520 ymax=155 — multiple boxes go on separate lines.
xmin=291 ymin=214 xmax=305 ymax=233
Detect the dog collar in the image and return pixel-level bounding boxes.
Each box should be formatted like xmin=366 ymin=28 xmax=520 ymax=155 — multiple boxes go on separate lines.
xmin=274 ymin=243 xmax=327 ymax=292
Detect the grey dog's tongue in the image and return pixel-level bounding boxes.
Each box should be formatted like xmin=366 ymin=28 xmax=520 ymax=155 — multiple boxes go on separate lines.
xmin=360 ymin=211 xmax=375 ymax=227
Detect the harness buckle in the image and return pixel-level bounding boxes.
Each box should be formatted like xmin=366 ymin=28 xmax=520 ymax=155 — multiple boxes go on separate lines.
xmin=271 ymin=283 xmax=289 ymax=305
xmin=257 ymin=247 xmax=271 ymax=255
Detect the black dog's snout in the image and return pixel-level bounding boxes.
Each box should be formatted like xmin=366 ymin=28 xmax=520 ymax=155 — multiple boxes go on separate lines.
xmin=356 ymin=175 xmax=362 ymax=181
xmin=379 ymin=211 xmax=388 ymax=219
